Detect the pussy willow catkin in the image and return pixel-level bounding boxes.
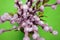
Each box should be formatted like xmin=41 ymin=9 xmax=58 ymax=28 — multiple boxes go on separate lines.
xmin=0 ymin=0 xmax=60 ymax=40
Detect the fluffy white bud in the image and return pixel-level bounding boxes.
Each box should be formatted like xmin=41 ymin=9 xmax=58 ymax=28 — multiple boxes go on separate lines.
xmin=1 ymin=13 xmax=11 ymax=21
xmin=40 ymin=5 xmax=44 ymax=12
xmin=38 ymin=21 xmax=44 ymax=25
xmin=52 ymin=30 xmax=58 ymax=35
xmin=23 ymin=5 xmax=28 ymax=10
xmin=32 ymin=32 xmax=39 ymax=39
xmin=13 ymin=14 xmax=18 ymax=19
xmin=22 ymin=22 xmax=26 ymax=27
xmin=27 ymin=2 xmax=30 ymax=6
xmin=28 ymin=27 xmax=33 ymax=32
xmin=24 ymin=27 xmax=29 ymax=32
xmin=33 ymin=15 xmax=40 ymax=21
xmin=32 ymin=25 xmax=38 ymax=31
xmin=23 ymin=36 xmax=30 ymax=40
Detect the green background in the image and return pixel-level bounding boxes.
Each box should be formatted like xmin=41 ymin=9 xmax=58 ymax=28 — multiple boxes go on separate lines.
xmin=0 ymin=0 xmax=60 ymax=40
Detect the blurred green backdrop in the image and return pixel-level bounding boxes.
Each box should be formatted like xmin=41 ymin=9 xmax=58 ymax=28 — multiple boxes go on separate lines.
xmin=0 ymin=0 xmax=60 ymax=40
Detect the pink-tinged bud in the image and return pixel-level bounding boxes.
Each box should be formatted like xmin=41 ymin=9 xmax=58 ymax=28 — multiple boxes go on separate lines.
xmin=26 ymin=20 xmax=30 ymax=24
xmin=40 ymin=5 xmax=44 ymax=12
xmin=29 ymin=8 xmax=32 ymax=12
xmin=23 ymin=36 xmax=30 ymax=40
xmin=49 ymin=27 xmax=53 ymax=32
xmin=26 ymin=12 xmax=29 ymax=16
xmin=40 ymin=21 xmax=44 ymax=24
xmin=10 ymin=18 xmax=16 ymax=24
xmin=1 ymin=13 xmax=11 ymax=21
xmin=13 ymin=14 xmax=18 ymax=19
xmin=22 ymin=22 xmax=26 ymax=27
xmin=27 ymin=2 xmax=30 ymax=6
xmin=10 ymin=20 xmax=15 ymax=24
xmin=16 ymin=18 xmax=21 ymax=23
xmin=57 ymin=0 xmax=60 ymax=4
xmin=33 ymin=15 xmax=40 ymax=21
xmin=51 ymin=5 xmax=56 ymax=10
xmin=32 ymin=32 xmax=39 ymax=39
xmin=31 ymin=18 xmax=35 ymax=21
xmin=32 ymin=25 xmax=38 ymax=31
xmin=23 ymin=13 xmax=27 ymax=18
xmin=38 ymin=21 xmax=44 ymax=25
xmin=1 ymin=16 xmax=6 ymax=21
xmin=52 ymin=30 xmax=58 ymax=35
xmin=4 ymin=13 xmax=11 ymax=20
xmin=43 ymin=26 xmax=49 ymax=32
xmin=24 ymin=27 xmax=29 ymax=32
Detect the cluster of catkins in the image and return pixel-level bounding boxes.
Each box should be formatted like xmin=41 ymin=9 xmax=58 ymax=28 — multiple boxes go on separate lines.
xmin=0 ymin=0 xmax=60 ymax=40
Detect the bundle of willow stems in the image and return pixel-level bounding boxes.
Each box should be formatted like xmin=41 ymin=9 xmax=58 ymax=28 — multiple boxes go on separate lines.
xmin=0 ymin=0 xmax=60 ymax=40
